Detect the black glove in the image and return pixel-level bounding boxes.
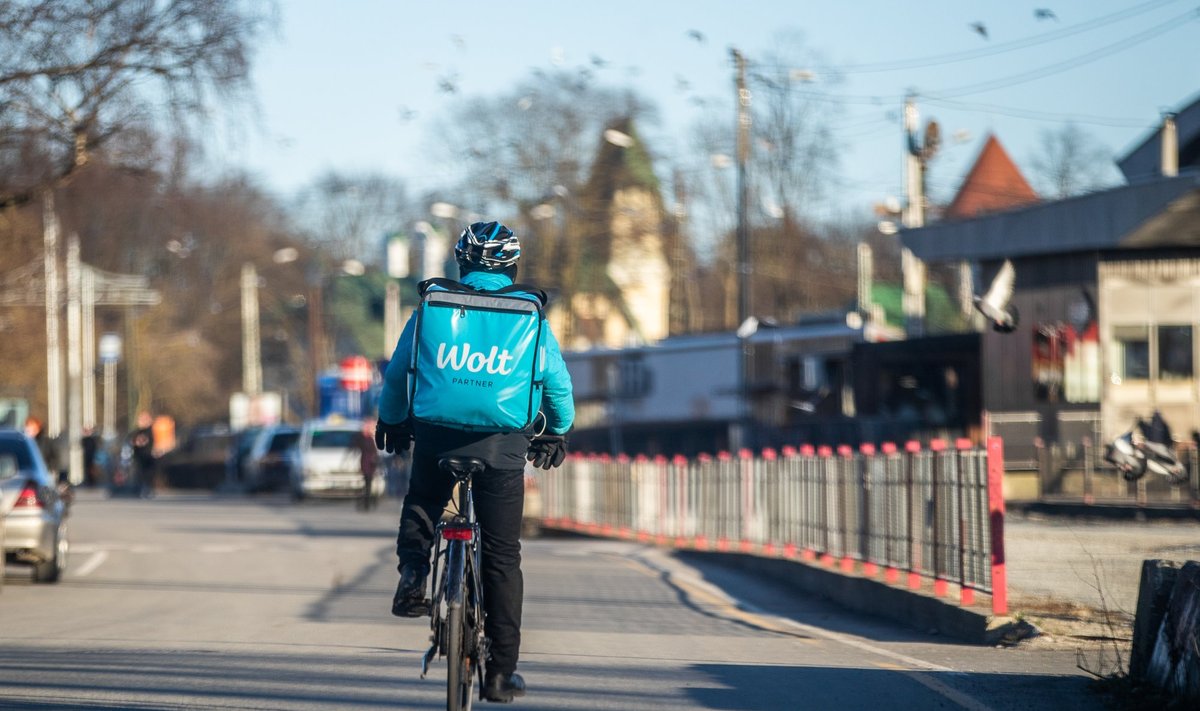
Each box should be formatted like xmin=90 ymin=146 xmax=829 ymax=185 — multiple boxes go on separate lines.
xmin=527 ymin=434 xmax=567 ymax=469
xmin=374 ymin=419 xmax=413 ymax=454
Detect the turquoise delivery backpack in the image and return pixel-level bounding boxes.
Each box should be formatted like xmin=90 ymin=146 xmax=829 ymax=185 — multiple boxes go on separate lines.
xmin=408 ymin=278 xmax=549 ymax=432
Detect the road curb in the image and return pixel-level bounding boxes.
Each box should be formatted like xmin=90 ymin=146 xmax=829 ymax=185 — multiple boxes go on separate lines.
xmin=671 ymin=549 xmax=1013 ymax=645
xmin=1007 ymin=501 xmax=1200 ymax=521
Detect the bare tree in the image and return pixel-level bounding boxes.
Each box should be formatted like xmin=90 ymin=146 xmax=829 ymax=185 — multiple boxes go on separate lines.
xmin=1030 ymin=122 xmax=1120 ymax=199
xmin=433 ymin=68 xmax=657 ymax=211
xmin=684 ymin=32 xmax=847 ymax=326
xmin=292 ymin=171 xmax=412 ymax=264
xmin=749 ymin=31 xmax=842 ymax=222
xmin=0 ymin=0 xmax=268 ymax=209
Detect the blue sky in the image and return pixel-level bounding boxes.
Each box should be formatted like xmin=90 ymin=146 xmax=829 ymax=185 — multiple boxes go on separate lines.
xmin=221 ymin=0 xmax=1200 ymax=223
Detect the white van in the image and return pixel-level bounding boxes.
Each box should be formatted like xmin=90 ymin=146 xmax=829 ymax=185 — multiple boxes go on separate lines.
xmin=291 ymin=419 xmax=383 ymax=500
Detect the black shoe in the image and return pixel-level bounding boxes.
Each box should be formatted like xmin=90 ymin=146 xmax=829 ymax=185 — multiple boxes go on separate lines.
xmin=483 ymin=672 xmax=526 ymax=703
xmin=391 ymin=565 xmax=429 ymax=618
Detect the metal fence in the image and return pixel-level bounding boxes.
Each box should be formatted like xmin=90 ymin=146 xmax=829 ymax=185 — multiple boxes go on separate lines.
xmin=1033 ymin=438 xmax=1200 ymax=505
xmin=540 ymin=437 xmax=1008 ymax=614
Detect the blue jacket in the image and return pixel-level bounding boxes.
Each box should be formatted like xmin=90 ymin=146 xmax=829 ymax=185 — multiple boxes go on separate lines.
xmin=378 ymin=270 xmax=575 ymax=435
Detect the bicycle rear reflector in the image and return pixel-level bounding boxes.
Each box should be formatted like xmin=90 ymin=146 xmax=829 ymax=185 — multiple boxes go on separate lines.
xmin=441 ymin=526 xmax=474 ymax=540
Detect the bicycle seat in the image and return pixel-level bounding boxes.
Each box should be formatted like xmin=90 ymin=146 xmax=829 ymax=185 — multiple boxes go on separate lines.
xmin=438 ymin=456 xmax=486 ymax=480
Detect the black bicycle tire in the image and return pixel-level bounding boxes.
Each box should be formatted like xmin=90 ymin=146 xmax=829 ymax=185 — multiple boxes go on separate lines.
xmin=446 ymin=593 xmax=473 ymax=709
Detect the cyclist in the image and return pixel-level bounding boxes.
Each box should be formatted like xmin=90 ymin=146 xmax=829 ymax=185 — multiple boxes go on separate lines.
xmin=375 ymin=220 xmax=574 ymax=703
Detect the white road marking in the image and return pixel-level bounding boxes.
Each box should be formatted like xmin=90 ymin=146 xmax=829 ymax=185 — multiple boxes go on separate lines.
xmin=634 ymin=548 xmax=997 ymax=711
xmin=73 ymin=551 xmax=108 ymax=577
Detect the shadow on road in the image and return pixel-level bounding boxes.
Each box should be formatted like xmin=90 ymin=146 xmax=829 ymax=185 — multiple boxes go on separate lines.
xmin=0 ymin=645 xmax=1104 ymax=711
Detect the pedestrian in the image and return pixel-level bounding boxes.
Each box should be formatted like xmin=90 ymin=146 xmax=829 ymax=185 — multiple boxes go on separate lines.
xmin=127 ymin=411 xmax=158 ymax=497
xmin=1145 ymin=410 xmax=1173 ymax=447
xmin=24 ymin=416 xmax=61 ymax=476
xmin=358 ymin=417 xmax=380 ymax=511
xmin=375 ymin=221 xmax=574 ymax=703
xmin=81 ymin=426 xmax=100 ymax=487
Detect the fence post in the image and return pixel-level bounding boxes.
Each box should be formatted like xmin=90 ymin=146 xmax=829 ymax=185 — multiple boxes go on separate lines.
xmin=882 ymin=442 xmax=901 ymax=584
xmin=931 ymin=439 xmax=948 ymax=598
xmin=838 ymin=444 xmax=856 ymax=573
xmin=987 ymin=436 xmax=1008 ymax=615
xmin=1082 ymin=436 xmax=1095 ymax=505
xmin=861 ymin=443 xmax=878 ymax=577
xmin=818 ymin=445 xmax=836 ymax=567
xmin=905 ymin=441 xmax=922 ymax=590
xmin=956 ymin=438 xmax=974 ymax=607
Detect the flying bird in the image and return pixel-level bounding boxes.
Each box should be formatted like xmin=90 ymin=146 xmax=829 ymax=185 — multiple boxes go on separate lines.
xmin=590 ymin=54 xmax=609 ymax=68
xmin=974 ymin=259 xmax=1018 ymax=333
xmin=1034 ymin=8 xmax=1057 ymax=21
xmin=437 ymin=73 xmax=459 ymax=94
xmin=686 ymin=29 xmax=706 ymax=44
xmin=969 ymin=21 xmax=988 ymax=39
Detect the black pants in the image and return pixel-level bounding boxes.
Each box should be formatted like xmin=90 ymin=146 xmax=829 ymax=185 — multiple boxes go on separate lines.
xmin=396 ymin=447 xmax=525 ymax=677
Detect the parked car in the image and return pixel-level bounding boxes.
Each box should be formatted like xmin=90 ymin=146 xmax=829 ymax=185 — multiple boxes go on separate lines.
xmin=159 ymin=425 xmax=236 ymax=489
xmin=226 ymin=426 xmax=264 ymax=488
xmin=0 ymin=429 xmax=69 ymax=583
xmin=291 ymin=419 xmax=380 ymax=500
xmin=244 ymin=425 xmax=301 ymax=493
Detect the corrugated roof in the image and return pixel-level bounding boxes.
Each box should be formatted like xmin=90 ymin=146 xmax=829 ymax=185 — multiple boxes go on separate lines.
xmin=1118 ymin=91 xmax=1200 ymax=183
xmin=901 ymin=172 xmax=1200 ymax=262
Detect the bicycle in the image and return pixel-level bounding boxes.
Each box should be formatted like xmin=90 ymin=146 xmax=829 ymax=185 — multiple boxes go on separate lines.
xmin=420 ymin=456 xmax=488 ymax=710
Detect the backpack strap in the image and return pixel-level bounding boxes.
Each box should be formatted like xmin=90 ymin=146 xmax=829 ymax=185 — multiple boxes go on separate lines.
xmin=494 ymin=283 xmax=549 ymax=307
xmin=418 ymin=277 xmax=548 ymax=307
xmin=417 ymin=277 xmax=471 ymax=296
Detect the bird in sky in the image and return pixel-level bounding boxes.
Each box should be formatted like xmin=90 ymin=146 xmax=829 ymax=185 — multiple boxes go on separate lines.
xmin=437 ymin=74 xmax=459 ymax=94
xmin=969 ymin=21 xmax=988 ymax=39
xmin=1034 ymin=8 xmax=1058 ymax=21
xmin=686 ymin=29 xmax=705 ymax=43
xmin=974 ymin=259 xmax=1018 ymax=333
xmin=590 ymin=54 xmax=609 ymax=68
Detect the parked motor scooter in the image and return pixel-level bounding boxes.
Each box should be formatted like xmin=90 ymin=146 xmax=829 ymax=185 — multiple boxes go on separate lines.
xmin=1103 ymin=421 xmax=1188 ymax=485
xmin=1103 ymin=429 xmax=1146 ymax=481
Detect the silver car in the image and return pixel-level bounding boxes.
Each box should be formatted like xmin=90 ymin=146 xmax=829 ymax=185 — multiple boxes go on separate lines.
xmin=291 ymin=419 xmax=381 ymax=500
xmin=1 ymin=429 xmax=69 ymax=583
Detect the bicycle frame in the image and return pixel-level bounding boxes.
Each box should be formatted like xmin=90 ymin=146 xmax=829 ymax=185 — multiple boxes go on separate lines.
xmin=421 ymin=462 xmax=488 ymax=707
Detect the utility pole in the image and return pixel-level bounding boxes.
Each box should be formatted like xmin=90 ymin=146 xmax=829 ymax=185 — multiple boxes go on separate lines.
xmin=43 ymin=194 xmax=63 ymax=438
xmin=901 ymin=94 xmax=927 ymax=338
xmin=66 ymin=234 xmax=83 ymax=484
xmin=731 ymin=47 xmax=753 ymax=452
xmin=384 ymin=280 xmax=401 ymax=356
xmin=81 ymin=267 xmax=96 ymax=429
xmin=732 ymin=47 xmax=752 ymax=328
xmin=241 ymin=263 xmax=262 ymax=397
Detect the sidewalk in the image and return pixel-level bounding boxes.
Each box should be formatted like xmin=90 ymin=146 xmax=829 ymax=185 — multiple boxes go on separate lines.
xmin=1004 ymin=511 xmax=1200 ymax=615
xmin=544 ymin=503 xmax=1200 ymax=647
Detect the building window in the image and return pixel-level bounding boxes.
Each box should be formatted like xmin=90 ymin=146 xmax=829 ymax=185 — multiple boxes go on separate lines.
xmin=1111 ymin=325 xmax=1149 ymax=383
xmin=1158 ymin=325 xmax=1194 ymax=381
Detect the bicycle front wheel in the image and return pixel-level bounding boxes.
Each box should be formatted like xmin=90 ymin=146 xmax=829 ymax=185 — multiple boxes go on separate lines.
xmin=446 ymin=602 xmax=474 ymax=710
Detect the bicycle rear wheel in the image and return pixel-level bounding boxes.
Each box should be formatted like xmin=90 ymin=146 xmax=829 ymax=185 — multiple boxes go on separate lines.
xmin=446 ymin=602 xmax=474 ymax=710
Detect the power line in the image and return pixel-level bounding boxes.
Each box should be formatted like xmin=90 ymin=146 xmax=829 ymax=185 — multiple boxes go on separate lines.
xmin=928 ymin=6 xmax=1200 ymax=98
xmin=830 ymin=0 xmax=1182 ymax=74
xmin=921 ymin=97 xmax=1148 ymax=128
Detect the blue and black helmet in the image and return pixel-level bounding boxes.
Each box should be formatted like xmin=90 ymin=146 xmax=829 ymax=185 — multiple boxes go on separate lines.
xmin=454 ymin=221 xmax=522 ymax=270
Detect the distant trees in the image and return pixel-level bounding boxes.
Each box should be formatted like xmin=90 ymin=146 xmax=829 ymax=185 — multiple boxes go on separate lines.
xmin=681 ymin=33 xmax=850 ymax=328
xmin=292 ymin=171 xmax=412 ymax=265
xmin=1029 ymin=123 xmax=1120 ymax=199
xmin=51 ymin=159 xmax=314 ymax=426
xmin=0 ymin=0 xmax=267 ymax=208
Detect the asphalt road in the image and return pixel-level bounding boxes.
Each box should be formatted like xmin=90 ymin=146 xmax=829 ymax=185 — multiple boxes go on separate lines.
xmin=1 ymin=490 xmax=1107 ymax=710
